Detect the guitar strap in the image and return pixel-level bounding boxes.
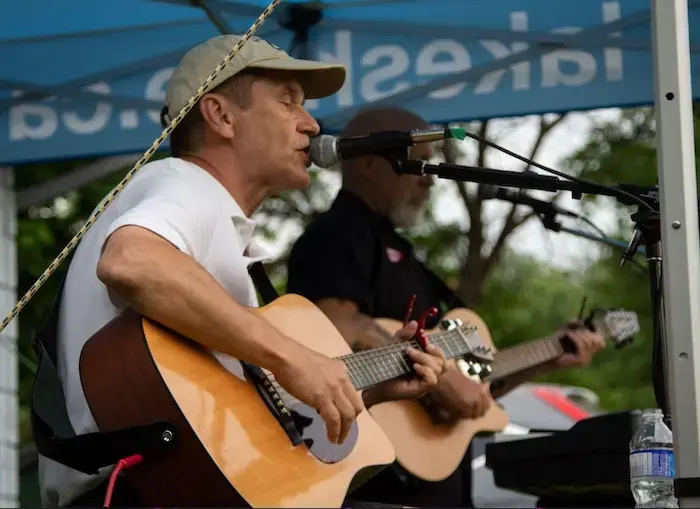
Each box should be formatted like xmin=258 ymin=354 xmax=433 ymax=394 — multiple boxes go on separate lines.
xmin=28 ymin=256 xmax=126 ymax=476
xmin=29 ymin=262 xmax=80 ymax=462
xmin=248 ymin=261 xmax=279 ymax=304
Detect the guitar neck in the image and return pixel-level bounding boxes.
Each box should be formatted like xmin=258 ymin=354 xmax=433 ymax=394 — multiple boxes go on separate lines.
xmin=339 ymin=328 xmax=476 ymax=391
xmin=488 ymin=335 xmax=566 ymax=382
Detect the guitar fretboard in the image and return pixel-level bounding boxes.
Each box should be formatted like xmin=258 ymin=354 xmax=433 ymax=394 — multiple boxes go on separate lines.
xmin=488 ymin=335 xmax=565 ymax=381
xmin=339 ymin=327 xmax=479 ymax=390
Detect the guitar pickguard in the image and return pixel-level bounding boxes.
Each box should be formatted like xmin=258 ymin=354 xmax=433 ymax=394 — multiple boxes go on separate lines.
xmin=243 ymin=361 xmax=359 ymax=464
xmin=289 ymin=403 xmax=359 ymax=464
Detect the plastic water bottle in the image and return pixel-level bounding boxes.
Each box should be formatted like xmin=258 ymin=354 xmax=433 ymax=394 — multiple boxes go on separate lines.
xmin=629 ymin=408 xmax=678 ymax=508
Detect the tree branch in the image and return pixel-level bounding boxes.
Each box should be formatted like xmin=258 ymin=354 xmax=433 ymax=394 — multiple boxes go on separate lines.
xmin=491 ymin=114 xmax=569 ymax=241
xmin=483 ymin=115 xmax=568 ymax=273
xmin=451 ymin=120 xmax=490 ymax=220
xmin=454 ymin=114 xmax=568 ymax=306
xmin=483 ymin=207 xmax=537 ymax=275
xmin=473 ymin=120 xmax=490 ymax=204
xmin=522 ymin=114 xmax=569 ymax=173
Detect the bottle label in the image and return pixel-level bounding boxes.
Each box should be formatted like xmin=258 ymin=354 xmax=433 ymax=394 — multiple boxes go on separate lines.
xmin=630 ymin=449 xmax=675 ymax=478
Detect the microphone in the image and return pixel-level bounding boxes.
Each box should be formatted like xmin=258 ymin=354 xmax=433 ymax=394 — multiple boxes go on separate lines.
xmin=309 ymin=128 xmax=448 ymax=168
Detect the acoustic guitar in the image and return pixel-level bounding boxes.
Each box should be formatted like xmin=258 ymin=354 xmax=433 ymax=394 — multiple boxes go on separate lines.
xmin=79 ymin=294 xmax=493 ymax=508
xmin=369 ymin=307 xmax=640 ymax=482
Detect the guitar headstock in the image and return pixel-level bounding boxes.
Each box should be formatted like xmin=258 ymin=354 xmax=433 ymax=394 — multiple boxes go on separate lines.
xmin=439 ymin=318 xmax=494 ymax=380
xmin=587 ymin=308 xmax=640 ymax=348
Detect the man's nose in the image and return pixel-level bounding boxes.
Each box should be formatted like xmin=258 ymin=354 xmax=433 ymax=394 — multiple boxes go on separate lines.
xmin=299 ymin=107 xmax=320 ymax=137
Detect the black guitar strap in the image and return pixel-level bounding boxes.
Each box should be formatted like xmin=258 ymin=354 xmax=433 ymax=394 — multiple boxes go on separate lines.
xmin=27 ymin=257 xmax=135 ymax=476
xmin=248 ymin=261 xmax=279 ymax=304
xmin=29 ymin=263 xmax=84 ymax=466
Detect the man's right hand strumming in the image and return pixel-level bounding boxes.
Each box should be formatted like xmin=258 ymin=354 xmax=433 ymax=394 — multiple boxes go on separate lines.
xmin=273 ymin=347 xmax=364 ymax=444
xmin=273 ymin=324 xmax=447 ymax=444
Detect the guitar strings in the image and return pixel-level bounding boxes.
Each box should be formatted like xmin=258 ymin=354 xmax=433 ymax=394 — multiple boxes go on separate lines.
xmin=257 ymin=328 xmax=483 ymax=413
xmin=264 ymin=331 xmax=475 ymax=396
xmin=337 ymin=329 xmax=472 ymax=362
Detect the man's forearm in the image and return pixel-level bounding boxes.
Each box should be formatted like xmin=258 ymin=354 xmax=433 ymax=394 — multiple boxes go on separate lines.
xmin=333 ymin=313 xmax=395 ymax=352
xmin=98 ymin=232 xmax=301 ymax=373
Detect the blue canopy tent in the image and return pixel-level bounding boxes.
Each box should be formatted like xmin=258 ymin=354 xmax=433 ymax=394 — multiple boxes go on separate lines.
xmin=3 ymin=0 xmax=700 ymax=165
xmin=1 ymin=0 xmax=700 ymax=507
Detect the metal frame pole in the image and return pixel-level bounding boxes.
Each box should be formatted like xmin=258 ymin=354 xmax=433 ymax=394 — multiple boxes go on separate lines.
xmin=651 ymin=0 xmax=700 ymax=506
xmin=0 ymin=167 xmax=18 ymax=507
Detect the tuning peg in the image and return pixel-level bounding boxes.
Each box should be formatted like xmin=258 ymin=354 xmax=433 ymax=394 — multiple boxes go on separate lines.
xmin=440 ymin=318 xmax=464 ymax=331
xmin=483 ymin=364 xmax=493 ymax=374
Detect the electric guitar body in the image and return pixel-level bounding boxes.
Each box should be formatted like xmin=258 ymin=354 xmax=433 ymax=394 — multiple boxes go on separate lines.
xmin=369 ymin=308 xmax=508 ymax=483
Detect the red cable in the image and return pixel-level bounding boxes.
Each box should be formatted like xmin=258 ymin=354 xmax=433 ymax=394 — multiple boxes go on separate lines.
xmin=103 ymin=454 xmax=144 ymax=508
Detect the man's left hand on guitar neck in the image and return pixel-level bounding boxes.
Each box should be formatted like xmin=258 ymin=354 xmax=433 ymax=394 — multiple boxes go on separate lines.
xmin=487 ymin=321 xmax=606 ymax=399
xmin=363 ymin=320 xmax=448 ymax=408
xmin=425 ymin=320 xmax=606 ymax=419
xmin=550 ymin=320 xmax=606 ymax=370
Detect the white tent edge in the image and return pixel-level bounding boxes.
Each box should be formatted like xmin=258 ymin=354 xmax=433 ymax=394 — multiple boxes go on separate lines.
xmin=0 ymin=0 xmax=699 ymax=506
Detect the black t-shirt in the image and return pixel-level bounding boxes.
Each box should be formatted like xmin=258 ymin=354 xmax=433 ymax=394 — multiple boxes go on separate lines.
xmin=287 ymin=190 xmax=451 ymax=328
xmin=286 ymin=189 xmax=472 ymax=507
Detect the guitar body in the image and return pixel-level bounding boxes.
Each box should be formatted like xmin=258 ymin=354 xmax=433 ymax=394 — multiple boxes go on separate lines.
xmin=79 ymin=294 xmax=395 ymax=508
xmin=369 ymin=308 xmax=508 ymax=482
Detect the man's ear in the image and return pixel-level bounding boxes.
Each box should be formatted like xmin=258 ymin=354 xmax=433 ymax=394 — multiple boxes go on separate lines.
xmin=199 ymin=93 xmax=236 ymax=141
xmin=362 ymin=154 xmax=399 ymax=178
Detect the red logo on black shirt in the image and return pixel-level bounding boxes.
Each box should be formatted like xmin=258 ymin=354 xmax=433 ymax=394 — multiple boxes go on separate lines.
xmin=386 ymin=247 xmax=404 ymax=263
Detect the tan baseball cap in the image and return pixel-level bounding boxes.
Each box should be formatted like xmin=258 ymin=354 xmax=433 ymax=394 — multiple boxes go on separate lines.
xmin=163 ymin=34 xmax=346 ymax=121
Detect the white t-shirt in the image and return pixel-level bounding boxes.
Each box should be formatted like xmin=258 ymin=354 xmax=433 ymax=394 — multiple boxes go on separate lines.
xmin=37 ymin=157 xmax=271 ymax=507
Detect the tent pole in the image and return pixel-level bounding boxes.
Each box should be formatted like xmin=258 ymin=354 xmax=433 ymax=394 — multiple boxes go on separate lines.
xmin=651 ymin=0 xmax=700 ymax=506
xmin=0 ymin=166 xmax=18 ymax=507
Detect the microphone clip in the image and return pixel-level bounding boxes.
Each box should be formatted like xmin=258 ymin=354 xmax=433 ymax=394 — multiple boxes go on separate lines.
xmin=620 ymin=208 xmax=662 ymax=266
xmin=386 ymin=153 xmax=425 ymax=176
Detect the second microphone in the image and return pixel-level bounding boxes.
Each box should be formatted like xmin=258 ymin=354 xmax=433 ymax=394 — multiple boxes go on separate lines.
xmin=309 ymin=128 xmax=450 ymax=169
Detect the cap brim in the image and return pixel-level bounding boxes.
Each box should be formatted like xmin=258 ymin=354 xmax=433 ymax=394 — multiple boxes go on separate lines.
xmin=248 ymin=57 xmax=346 ymax=100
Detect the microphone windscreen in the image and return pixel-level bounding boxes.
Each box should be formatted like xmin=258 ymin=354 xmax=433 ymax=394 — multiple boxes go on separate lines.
xmin=309 ymin=135 xmax=339 ymax=169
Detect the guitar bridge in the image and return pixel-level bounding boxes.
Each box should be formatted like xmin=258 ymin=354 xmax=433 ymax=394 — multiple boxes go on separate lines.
xmin=241 ymin=361 xmax=303 ymax=447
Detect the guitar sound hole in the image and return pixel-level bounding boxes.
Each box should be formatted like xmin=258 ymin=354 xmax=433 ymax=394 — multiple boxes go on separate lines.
xmin=289 ymin=402 xmax=358 ymax=464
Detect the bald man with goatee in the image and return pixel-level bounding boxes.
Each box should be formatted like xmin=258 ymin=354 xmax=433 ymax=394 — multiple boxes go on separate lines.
xmin=286 ymin=106 xmax=604 ymax=507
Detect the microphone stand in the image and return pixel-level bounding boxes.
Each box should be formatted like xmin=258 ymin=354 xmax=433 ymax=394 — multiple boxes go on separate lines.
xmin=387 ymin=156 xmax=670 ymax=422
xmin=486 ymin=186 xmax=648 ymax=257
xmin=544 ymin=220 xmax=647 ymax=257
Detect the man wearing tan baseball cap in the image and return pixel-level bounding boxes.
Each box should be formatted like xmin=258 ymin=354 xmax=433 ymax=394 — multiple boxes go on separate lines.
xmin=39 ymin=33 xmax=446 ymax=509
xmin=161 ymin=33 xmax=346 ymax=124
